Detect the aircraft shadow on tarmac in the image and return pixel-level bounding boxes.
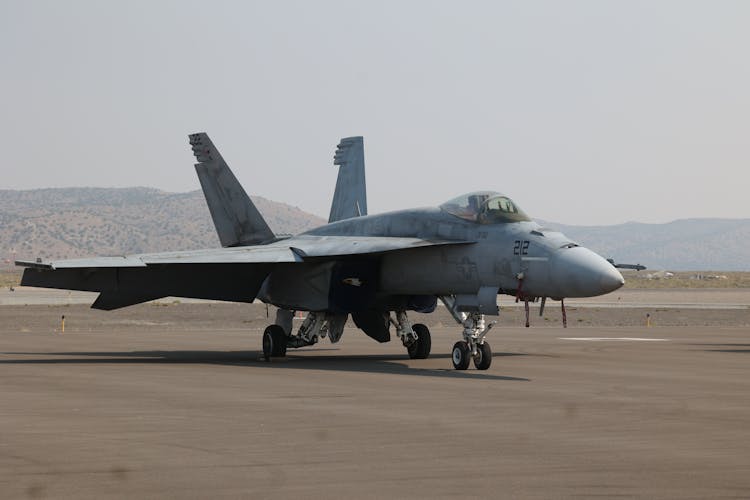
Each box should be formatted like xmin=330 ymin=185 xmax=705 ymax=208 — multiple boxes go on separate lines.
xmin=689 ymin=343 xmax=750 ymax=354
xmin=0 ymin=350 xmax=531 ymax=381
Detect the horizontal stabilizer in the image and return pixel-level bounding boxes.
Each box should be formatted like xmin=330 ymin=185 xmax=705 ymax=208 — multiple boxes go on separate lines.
xmin=329 ymin=136 xmax=367 ymax=223
xmin=190 ymin=133 xmax=275 ymax=247
xmin=20 ymin=264 xmax=271 ymax=310
xmin=92 ymin=292 xmax=164 ymax=310
xmin=16 ymin=256 xmax=146 ymax=270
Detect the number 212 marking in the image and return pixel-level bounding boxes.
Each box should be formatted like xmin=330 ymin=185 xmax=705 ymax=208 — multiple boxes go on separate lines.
xmin=513 ymin=240 xmax=529 ymax=255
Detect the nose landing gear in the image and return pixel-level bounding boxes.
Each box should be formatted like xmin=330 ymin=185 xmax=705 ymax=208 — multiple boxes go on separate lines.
xmin=451 ymin=341 xmax=471 ymax=370
xmin=473 ymin=341 xmax=492 ymax=370
xmin=441 ymin=296 xmax=496 ymax=370
xmin=448 ymin=315 xmax=495 ymax=370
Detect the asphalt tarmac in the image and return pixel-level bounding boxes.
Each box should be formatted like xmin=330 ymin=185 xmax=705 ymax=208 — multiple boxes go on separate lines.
xmin=1 ymin=301 xmax=750 ymax=499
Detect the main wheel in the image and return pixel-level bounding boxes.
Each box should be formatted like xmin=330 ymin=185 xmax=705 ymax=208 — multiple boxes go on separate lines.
xmin=407 ymin=323 xmax=432 ymax=359
xmin=262 ymin=324 xmax=287 ymax=361
xmin=473 ymin=341 xmax=492 ymax=370
xmin=451 ymin=341 xmax=471 ymax=370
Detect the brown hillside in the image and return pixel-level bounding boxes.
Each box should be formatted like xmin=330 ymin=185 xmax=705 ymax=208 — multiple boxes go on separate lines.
xmin=0 ymin=188 xmax=325 ymax=261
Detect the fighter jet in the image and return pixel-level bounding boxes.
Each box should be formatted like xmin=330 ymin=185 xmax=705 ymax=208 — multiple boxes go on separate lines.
xmin=17 ymin=133 xmax=625 ymax=370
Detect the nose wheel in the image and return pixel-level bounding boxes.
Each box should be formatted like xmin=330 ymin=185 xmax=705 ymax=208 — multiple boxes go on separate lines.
xmin=473 ymin=341 xmax=492 ymax=370
xmin=452 ymin=340 xmax=492 ymax=370
xmin=451 ymin=341 xmax=471 ymax=370
xmin=441 ymin=296 xmax=496 ymax=370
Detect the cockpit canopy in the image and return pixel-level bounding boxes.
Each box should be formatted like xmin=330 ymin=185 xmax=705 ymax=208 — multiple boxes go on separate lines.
xmin=440 ymin=191 xmax=531 ymax=224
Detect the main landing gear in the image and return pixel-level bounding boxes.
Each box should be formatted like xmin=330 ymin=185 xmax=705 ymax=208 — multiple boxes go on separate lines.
xmin=390 ymin=310 xmax=431 ymax=359
xmin=262 ymin=311 xmax=346 ymax=361
xmin=441 ymin=296 xmax=495 ymax=370
xmin=262 ymin=324 xmax=287 ymax=360
xmin=261 ymin=309 xmax=433 ymax=361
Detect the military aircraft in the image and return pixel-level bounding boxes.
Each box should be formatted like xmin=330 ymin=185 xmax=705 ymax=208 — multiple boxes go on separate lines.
xmin=17 ymin=133 xmax=625 ymax=370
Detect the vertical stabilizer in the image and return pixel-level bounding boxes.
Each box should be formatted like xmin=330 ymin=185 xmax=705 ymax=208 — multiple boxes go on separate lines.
xmin=189 ymin=133 xmax=275 ymax=247
xmin=329 ymin=136 xmax=367 ymax=223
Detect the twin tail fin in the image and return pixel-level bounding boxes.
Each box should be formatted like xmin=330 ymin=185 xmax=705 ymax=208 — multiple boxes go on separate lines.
xmin=189 ymin=132 xmax=275 ymax=247
xmin=329 ymin=136 xmax=367 ymax=223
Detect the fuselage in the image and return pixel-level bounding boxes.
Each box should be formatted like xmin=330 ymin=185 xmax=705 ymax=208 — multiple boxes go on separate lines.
xmin=258 ymin=202 xmax=624 ymax=312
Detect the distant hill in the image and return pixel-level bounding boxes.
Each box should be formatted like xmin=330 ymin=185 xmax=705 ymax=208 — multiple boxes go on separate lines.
xmin=0 ymin=188 xmax=325 ymax=261
xmin=1 ymin=188 xmax=748 ymax=270
xmin=539 ymin=219 xmax=750 ymax=271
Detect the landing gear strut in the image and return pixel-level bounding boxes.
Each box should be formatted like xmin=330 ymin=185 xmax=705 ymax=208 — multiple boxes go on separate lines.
xmin=441 ymin=296 xmax=495 ymax=370
xmin=390 ymin=310 xmax=431 ymax=359
xmin=262 ymin=311 xmax=348 ymax=360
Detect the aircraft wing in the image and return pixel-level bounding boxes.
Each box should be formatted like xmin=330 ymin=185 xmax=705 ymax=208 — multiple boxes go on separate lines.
xmin=139 ymin=236 xmax=471 ymax=264
xmin=17 ymin=236 xmax=470 ymax=269
xmin=16 ymin=236 xmax=472 ymax=310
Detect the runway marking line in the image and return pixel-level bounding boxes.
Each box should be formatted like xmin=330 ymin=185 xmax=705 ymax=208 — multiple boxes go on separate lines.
xmin=559 ymin=337 xmax=669 ymax=342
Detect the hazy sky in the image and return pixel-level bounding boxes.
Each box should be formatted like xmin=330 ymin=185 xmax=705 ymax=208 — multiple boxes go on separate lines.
xmin=2 ymin=1 xmax=748 ymax=225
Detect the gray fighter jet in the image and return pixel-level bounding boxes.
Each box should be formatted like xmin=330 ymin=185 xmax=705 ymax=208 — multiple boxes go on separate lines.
xmin=17 ymin=133 xmax=624 ymax=370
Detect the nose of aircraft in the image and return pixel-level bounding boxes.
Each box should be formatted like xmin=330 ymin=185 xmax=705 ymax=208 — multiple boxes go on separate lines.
xmin=550 ymin=246 xmax=625 ymax=297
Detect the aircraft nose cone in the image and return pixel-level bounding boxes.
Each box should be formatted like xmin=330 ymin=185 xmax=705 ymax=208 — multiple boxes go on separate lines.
xmin=599 ymin=264 xmax=626 ymax=293
xmin=551 ymin=247 xmax=625 ymax=297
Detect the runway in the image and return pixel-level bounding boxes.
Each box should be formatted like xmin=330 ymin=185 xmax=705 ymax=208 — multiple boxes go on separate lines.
xmin=1 ymin=302 xmax=750 ymax=499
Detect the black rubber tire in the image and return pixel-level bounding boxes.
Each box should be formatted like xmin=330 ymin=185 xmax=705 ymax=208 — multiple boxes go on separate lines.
xmin=452 ymin=341 xmax=471 ymax=370
xmin=473 ymin=342 xmax=492 ymax=370
xmin=262 ymin=324 xmax=287 ymax=360
xmin=407 ymin=324 xmax=432 ymax=359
